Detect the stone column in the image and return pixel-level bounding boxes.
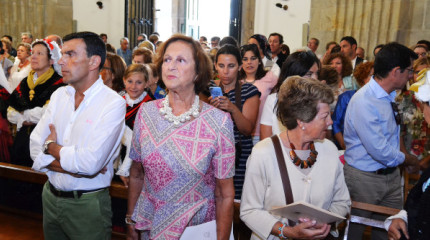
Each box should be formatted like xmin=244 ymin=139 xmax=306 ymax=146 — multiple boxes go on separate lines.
xmin=241 ymin=0 xmax=256 ymax=45
xmin=309 ymin=0 xmax=430 ymax=60
xmin=0 ymin=0 xmax=73 ymax=46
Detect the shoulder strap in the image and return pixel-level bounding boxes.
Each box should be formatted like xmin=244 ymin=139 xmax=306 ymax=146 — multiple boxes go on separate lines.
xmin=219 ymin=80 xmax=242 ymax=110
xmin=234 ymin=79 xmax=242 ymax=110
xmin=271 ymin=135 xmax=295 ymax=226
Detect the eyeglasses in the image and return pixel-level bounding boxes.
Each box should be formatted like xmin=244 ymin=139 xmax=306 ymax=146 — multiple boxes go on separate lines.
xmin=417 ymin=52 xmax=428 ymax=57
xmin=390 ymin=102 xmax=402 ymax=125
xmin=404 ymin=68 xmax=414 ymax=74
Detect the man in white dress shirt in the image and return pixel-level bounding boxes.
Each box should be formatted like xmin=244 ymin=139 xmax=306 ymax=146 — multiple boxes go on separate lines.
xmin=30 ymin=31 xmax=125 ymax=240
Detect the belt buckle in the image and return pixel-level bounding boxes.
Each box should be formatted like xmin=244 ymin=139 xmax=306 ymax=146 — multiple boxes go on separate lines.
xmin=49 ymin=182 xmax=75 ymax=198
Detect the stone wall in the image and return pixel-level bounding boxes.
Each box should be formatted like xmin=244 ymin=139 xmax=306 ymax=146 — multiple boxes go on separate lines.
xmin=241 ymin=0 xmax=255 ymax=45
xmin=309 ymin=0 xmax=430 ymax=60
xmin=0 ymin=0 xmax=73 ymax=47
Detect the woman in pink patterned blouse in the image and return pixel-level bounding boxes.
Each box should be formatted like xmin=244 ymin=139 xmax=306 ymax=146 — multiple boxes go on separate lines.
xmin=126 ymin=34 xmax=236 ymax=240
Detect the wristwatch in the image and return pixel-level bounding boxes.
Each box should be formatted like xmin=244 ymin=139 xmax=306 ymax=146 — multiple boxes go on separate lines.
xmin=43 ymin=140 xmax=56 ymax=154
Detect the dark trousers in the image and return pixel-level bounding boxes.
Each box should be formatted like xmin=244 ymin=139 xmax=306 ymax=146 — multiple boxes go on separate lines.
xmin=344 ymin=163 xmax=402 ymax=240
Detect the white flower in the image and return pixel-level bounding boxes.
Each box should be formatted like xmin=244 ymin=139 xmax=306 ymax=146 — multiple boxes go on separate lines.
xmin=415 ymin=84 xmax=430 ymax=102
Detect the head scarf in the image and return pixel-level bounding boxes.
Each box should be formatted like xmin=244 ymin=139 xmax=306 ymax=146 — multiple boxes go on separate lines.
xmin=31 ymin=38 xmax=62 ymax=76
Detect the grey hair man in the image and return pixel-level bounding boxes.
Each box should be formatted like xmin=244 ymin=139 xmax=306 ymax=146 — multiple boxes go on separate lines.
xmin=117 ymin=37 xmax=132 ymax=65
xmin=21 ymin=32 xmax=33 ymax=44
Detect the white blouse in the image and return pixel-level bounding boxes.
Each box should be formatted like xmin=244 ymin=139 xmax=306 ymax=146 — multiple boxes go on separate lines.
xmin=240 ymin=136 xmax=351 ymax=239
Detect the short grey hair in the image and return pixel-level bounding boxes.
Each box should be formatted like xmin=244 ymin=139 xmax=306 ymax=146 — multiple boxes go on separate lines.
xmin=277 ymin=76 xmax=334 ymax=130
xmin=137 ymin=34 xmax=147 ymax=41
xmin=120 ymin=37 xmax=129 ymax=44
xmin=21 ymin=32 xmax=33 ymax=39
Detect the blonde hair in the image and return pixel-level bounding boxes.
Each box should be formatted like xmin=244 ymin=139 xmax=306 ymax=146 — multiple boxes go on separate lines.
xmin=17 ymin=43 xmax=32 ymax=55
xmin=138 ymin=40 xmax=155 ymax=52
xmin=124 ymin=63 xmax=150 ymax=83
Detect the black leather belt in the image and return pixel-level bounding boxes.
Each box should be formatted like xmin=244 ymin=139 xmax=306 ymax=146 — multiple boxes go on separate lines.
xmin=374 ymin=167 xmax=397 ymax=175
xmin=48 ymin=182 xmax=106 ymax=198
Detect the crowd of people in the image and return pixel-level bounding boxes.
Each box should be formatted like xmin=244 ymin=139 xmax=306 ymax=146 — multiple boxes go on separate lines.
xmin=0 ymin=30 xmax=429 ymax=240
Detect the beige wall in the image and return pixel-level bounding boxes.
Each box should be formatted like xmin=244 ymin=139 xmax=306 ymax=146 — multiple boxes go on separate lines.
xmin=73 ymin=0 xmax=125 ymax=50
xmin=309 ymin=0 xmax=430 ymax=60
xmin=3 ymin=0 xmax=428 ymax=57
xmin=253 ymin=0 xmax=312 ymax=51
xmin=0 ymin=0 xmax=73 ymax=47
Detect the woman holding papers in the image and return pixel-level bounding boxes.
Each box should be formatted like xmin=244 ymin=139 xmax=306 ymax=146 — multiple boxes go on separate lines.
xmin=240 ymin=76 xmax=350 ymax=239
xmin=126 ymin=34 xmax=235 ymax=240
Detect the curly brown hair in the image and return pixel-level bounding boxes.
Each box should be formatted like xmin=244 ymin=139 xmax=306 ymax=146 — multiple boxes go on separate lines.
xmin=277 ymin=76 xmax=334 ymax=130
xmin=132 ymin=48 xmax=153 ymax=64
xmin=153 ymin=34 xmax=213 ymax=94
xmin=323 ymin=53 xmax=353 ymax=78
xmin=319 ymin=65 xmax=339 ymax=88
xmin=353 ymin=61 xmax=374 ymax=87
xmin=17 ymin=43 xmax=31 ymax=56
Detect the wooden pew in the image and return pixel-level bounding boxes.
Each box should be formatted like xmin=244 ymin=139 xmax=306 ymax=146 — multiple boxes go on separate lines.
xmin=0 ymin=162 xmax=128 ymax=199
xmin=0 ymin=162 xmax=127 ymax=239
xmin=343 ymin=201 xmax=401 ymax=240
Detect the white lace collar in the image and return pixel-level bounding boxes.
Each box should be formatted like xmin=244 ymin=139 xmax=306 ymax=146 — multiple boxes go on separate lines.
xmin=125 ymin=91 xmax=147 ymax=107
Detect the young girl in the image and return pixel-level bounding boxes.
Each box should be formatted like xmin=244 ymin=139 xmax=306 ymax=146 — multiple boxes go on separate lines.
xmin=116 ymin=64 xmax=153 ymax=187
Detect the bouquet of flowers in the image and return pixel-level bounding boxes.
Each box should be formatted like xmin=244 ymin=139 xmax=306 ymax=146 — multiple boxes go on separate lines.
xmin=410 ymin=68 xmax=430 ymax=102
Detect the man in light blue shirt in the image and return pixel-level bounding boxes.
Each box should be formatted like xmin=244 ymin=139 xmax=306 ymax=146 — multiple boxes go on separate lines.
xmin=117 ymin=37 xmax=132 ymax=66
xmin=343 ymin=42 xmax=419 ymax=240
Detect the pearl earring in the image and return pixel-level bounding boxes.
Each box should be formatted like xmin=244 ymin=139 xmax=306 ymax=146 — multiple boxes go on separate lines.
xmin=302 ymin=126 xmax=305 ymax=130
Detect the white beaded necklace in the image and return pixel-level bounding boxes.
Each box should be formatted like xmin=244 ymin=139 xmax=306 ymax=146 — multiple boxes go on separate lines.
xmin=159 ymin=95 xmax=200 ymax=127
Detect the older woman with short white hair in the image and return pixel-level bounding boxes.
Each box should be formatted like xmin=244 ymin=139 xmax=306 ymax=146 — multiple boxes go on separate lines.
xmin=240 ymin=76 xmax=350 ymax=240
